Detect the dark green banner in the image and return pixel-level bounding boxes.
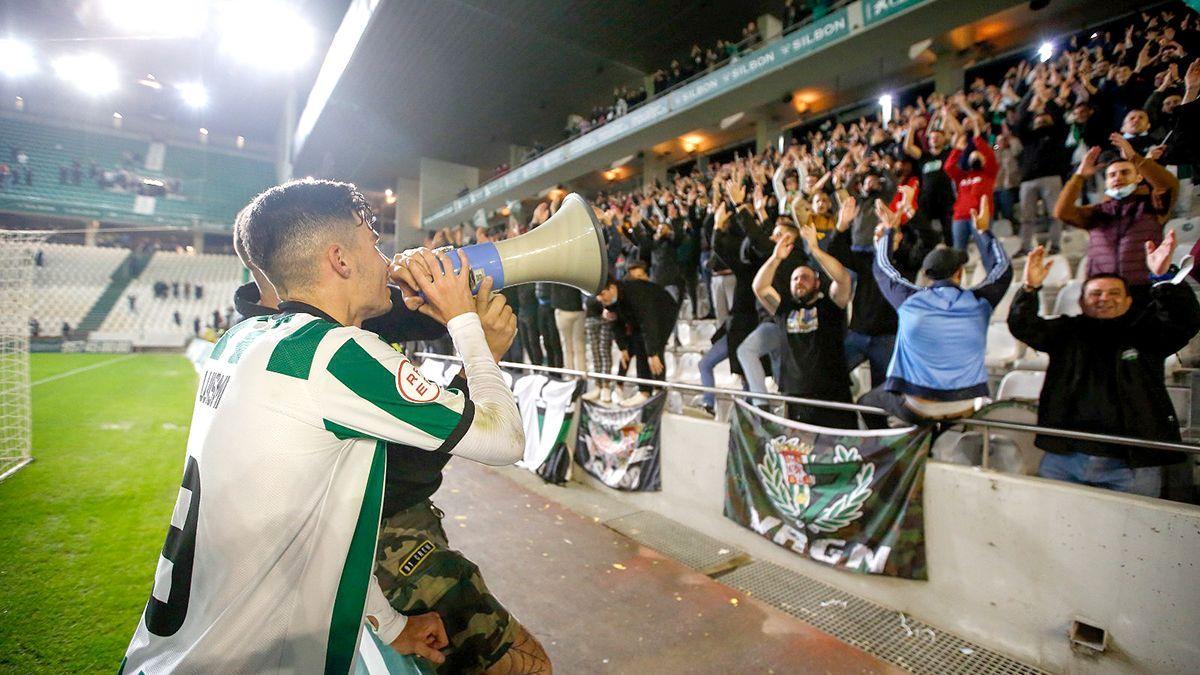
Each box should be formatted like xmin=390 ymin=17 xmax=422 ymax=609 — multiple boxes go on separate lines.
xmin=575 ymin=392 xmax=665 ymax=491
xmin=724 ymin=401 xmax=931 ymax=579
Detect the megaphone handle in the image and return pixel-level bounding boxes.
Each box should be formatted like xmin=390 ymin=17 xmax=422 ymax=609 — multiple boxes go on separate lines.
xmin=437 ymin=243 xmax=506 ymax=293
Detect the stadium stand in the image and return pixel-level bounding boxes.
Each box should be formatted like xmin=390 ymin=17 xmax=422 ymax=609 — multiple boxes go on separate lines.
xmin=29 ymin=243 xmax=130 ymax=337
xmin=93 ymin=251 xmax=243 ymax=347
xmin=0 ymin=112 xmax=273 ymax=229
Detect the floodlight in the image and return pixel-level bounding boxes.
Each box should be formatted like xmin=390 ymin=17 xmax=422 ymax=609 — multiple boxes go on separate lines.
xmin=218 ymin=3 xmax=314 ymax=71
xmin=53 ymin=53 xmax=119 ymax=95
xmin=178 ymin=82 xmax=209 ymax=108
xmin=1038 ymin=42 xmax=1054 ymax=63
xmin=101 ymin=0 xmax=208 ymax=37
xmin=0 ymin=39 xmax=37 ymax=78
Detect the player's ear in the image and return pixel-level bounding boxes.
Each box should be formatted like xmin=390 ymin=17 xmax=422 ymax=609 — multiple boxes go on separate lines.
xmin=326 ymin=243 xmax=352 ymax=280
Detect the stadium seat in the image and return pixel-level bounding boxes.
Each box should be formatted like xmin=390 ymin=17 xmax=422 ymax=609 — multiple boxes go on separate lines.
xmin=989 ymin=282 xmax=1020 ymax=324
xmin=1059 ymin=229 xmax=1089 ymax=257
xmin=997 ymin=370 xmax=1045 ymax=401
xmin=1041 ymin=254 xmax=1072 ymax=288
xmin=1172 ymin=216 xmax=1200 ymax=249
xmin=985 ymin=323 xmax=1022 ymax=369
xmin=1013 ymin=349 xmax=1049 ymax=371
xmin=1051 ymin=280 xmax=1083 ymax=316
xmin=30 ymin=243 xmax=130 ymax=336
xmin=96 ymin=251 xmax=245 ymax=346
xmin=1074 ymin=256 xmax=1090 ymax=281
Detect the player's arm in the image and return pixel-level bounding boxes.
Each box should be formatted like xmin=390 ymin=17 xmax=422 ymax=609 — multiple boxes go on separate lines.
xmin=317 ymin=250 xmax=524 ymax=465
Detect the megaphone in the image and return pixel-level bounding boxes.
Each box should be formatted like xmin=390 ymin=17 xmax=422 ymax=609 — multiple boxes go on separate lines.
xmin=441 ymin=193 xmax=608 ymax=295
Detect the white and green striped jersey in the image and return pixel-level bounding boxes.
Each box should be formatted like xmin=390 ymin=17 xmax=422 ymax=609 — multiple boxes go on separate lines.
xmin=122 ymin=310 xmax=473 ymax=674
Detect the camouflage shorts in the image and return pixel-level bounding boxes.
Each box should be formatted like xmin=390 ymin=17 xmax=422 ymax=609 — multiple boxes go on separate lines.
xmin=375 ymin=500 xmax=518 ymax=673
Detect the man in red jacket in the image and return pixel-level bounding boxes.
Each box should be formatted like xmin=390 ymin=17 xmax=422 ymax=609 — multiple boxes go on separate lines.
xmin=945 ymin=117 xmax=999 ymax=251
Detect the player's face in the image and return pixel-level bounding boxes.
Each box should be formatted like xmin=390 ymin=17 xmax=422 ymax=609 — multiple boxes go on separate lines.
xmin=352 ymin=219 xmax=393 ymax=320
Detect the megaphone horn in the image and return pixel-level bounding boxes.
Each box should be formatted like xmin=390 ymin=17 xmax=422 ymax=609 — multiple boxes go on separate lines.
xmin=440 ymin=193 xmax=609 ymax=295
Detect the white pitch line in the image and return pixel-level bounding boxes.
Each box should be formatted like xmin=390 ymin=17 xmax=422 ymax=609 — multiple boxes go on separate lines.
xmin=31 ymin=354 xmax=138 ymax=387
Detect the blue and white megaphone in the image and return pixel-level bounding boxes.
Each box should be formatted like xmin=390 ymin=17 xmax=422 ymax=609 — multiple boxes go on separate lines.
xmin=436 ymin=193 xmax=608 ymax=295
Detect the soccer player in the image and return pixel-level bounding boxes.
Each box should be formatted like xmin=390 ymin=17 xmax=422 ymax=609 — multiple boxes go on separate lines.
xmin=231 ymin=203 xmax=554 ymax=672
xmin=121 ymin=179 xmax=528 ymax=673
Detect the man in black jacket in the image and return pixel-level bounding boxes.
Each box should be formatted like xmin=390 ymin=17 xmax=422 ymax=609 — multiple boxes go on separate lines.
xmin=1007 ymin=232 xmax=1200 ymax=497
xmin=595 ymin=276 xmax=679 ymax=406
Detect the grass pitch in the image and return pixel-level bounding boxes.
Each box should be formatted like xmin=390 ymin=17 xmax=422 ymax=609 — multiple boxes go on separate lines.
xmin=0 ymin=354 xmax=197 ymax=673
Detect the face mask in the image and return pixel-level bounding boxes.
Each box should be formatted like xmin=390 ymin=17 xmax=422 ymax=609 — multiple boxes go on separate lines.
xmin=1105 ymin=183 xmax=1136 ymax=200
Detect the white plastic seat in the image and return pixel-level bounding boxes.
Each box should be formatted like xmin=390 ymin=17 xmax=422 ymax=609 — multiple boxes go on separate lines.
xmin=985 ymin=324 xmax=1022 ymax=369
xmin=1052 ymin=280 xmax=1083 ymax=317
xmin=1041 ymin=254 xmax=1072 ymax=288
xmin=989 ymin=282 xmax=1020 ymax=324
xmin=997 ymin=370 xmax=1045 ymax=401
xmin=1074 ymin=256 xmax=1089 ymax=281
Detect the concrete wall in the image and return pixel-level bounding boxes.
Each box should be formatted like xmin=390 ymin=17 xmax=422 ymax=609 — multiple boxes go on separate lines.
xmin=587 ymin=413 xmax=1200 ymax=674
xmin=418 ymin=158 xmax=479 ymax=221
xmin=393 ymin=177 xmax=423 ymax=252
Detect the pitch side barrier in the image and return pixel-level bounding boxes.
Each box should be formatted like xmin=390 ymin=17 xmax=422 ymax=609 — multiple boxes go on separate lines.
xmin=414 ymin=352 xmax=1200 ymax=460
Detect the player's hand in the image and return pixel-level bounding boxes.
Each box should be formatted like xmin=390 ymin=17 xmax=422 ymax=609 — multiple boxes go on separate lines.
xmin=406 ymin=249 xmax=475 ymax=324
xmin=648 ymin=355 xmax=664 ymax=376
xmin=475 ymin=276 xmax=516 ymax=361
xmin=390 ymin=248 xmax=430 ymax=312
xmin=389 ymin=612 xmax=448 ymax=665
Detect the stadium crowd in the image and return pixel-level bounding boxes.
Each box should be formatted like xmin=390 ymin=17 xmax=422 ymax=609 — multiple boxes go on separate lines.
xmin=431 ymin=6 xmax=1200 ymax=497
xmin=556 ymin=1 xmax=841 ymax=145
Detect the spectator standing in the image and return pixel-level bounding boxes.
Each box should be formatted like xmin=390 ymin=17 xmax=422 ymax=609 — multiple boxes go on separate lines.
xmin=551 ymin=284 xmax=584 ymax=371
xmin=862 ymin=199 xmax=1012 ymax=427
xmin=752 ymin=222 xmax=857 ymax=428
xmin=945 ymin=128 xmax=999 ymax=251
xmin=595 ymin=277 xmax=679 ymax=407
xmin=1054 ymin=137 xmax=1179 ymax=300
xmin=535 ymin=283 xmax=562 ymax=369
xmin=828 ymin=198 xmax=900 ymax=390
xmin=992 ymin=129 xmax=1023 ymax=230
xmin=1008 ymin=234 xmax=1200 ymax=496
xmin=582 ymin=296 xmax=616 ymax=403
xmin=1014 ymin=104 xmax=1070 ymax=256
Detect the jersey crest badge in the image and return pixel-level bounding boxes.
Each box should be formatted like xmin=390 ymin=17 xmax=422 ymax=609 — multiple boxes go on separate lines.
xmin=397 ymin=359 xmax=440 ymax=403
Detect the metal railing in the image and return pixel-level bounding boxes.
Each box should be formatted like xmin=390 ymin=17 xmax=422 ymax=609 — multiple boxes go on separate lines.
xmin=415 ymin=352 xmax=1200 ymax=459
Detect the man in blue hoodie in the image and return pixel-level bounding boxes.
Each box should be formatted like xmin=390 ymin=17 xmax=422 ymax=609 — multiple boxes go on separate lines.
xmin=861 ymin=198 xmax=1013 ymax=427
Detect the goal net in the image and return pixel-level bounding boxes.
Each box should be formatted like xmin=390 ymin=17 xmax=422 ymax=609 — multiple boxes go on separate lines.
xmin=0 ymin=230 xmax=46 ymax=482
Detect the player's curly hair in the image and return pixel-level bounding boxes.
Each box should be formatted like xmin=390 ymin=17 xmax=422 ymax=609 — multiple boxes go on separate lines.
xmin=236 ymin=178 xmax=375 ymax=294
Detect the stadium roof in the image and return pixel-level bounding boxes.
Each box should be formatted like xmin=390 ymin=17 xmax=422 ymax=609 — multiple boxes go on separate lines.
xmin=291 ymin=0 xmax=784 ymax=187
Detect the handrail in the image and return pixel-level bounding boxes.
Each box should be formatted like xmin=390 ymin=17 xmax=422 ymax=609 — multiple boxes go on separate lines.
xmin=414 ymin=351 xmax=1200 ymax=457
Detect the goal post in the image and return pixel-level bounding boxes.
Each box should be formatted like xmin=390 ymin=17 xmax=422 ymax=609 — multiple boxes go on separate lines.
xmin=0 ymin=230 xmax=46 ymax=482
